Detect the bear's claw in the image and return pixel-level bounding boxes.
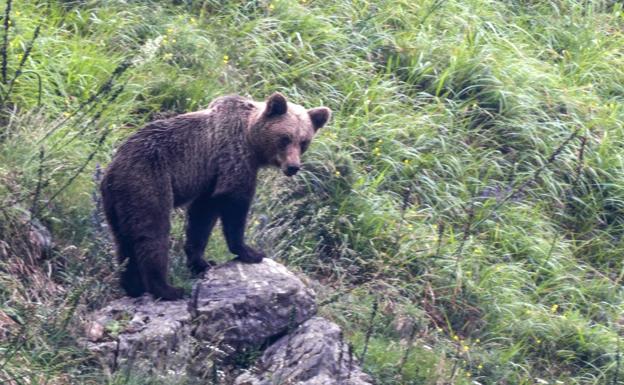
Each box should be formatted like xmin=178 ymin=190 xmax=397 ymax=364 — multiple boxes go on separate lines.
xmin=188 ymin=258 xmax=214 ymax=275
xmin=152 ymin=285 xmax=185 ymax=301
xmin=236 ymin=246 xmax=265 ymax=263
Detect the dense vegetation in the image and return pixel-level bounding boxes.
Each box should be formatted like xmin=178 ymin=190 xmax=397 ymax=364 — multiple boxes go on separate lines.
xmin=0 ymin=0 xmax=623 ymax=384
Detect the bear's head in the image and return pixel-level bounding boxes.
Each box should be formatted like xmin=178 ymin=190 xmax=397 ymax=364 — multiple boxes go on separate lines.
xmin=250 ymin=93 xmax=331 ymax=176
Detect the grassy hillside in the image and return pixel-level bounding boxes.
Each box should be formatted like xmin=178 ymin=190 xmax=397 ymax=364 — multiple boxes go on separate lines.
xmin=0 ymin=0 xmax=623 ymax=384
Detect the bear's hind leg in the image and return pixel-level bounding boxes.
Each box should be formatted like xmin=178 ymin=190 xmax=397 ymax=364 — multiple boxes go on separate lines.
xmin=136 ymin=240 xmax=184 ymax=301
xmin=104 ymin=198 xmax=146 ymax=297
xmin=120 ymin=256 xmax=145 ymax=297
xmin=184 ymin=198 xmax=218 ymax=274
xmin=133 ymin=204 xmax=184 ymax=301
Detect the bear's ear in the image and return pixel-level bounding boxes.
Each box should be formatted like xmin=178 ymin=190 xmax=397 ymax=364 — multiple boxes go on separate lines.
xmin=264 ymin=92 xmax=288 ymax=117
xmin=308 ymin=107 xmax=332 ymax=131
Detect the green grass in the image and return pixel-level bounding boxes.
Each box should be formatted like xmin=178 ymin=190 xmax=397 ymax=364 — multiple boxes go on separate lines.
xmin=0 ymin=0 xmax=623 ymax=384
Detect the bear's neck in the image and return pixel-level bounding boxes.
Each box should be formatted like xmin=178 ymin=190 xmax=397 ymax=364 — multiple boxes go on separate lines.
xmin=244 ymin=111 xmax=271 ymax=168
xmin=245 ymin=133 xmax=269 ymax=169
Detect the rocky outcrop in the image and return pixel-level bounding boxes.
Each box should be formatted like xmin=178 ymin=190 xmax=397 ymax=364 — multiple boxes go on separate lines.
xmin=235 ymin=317 xmax=372 ymax=385
xmin=192 ymin=258 xmax=317 ymax=350
xmin=84 ymin=258 xmax=372 ymax=384
xmin=84 ymin=295 xmax=192 ymax=376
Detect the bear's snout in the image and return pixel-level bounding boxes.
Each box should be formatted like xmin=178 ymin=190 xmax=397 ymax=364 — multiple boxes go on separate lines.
xmin=283 ymin=164 xmax=300 ymax=177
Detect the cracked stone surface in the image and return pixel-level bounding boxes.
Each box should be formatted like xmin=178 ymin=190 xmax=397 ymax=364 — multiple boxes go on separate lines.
xmin=84 ymin=295 xmax=192 ymax=376
xmin=84 ymin=258 xmax=318 ymax=378
xmin=234 ymin=317 xmax=373 ymax=385
xmin=192 ymin=258 xmax=317 ymax=350
xmin=84 ymin=260 xmax=371 ymax=383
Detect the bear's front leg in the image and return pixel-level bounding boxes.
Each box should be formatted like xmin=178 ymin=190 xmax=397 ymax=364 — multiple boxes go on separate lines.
xmin=220 ymin=196 xmax=265 ymax=263
xmin=185 ymin=197 xmax=219 ymax=274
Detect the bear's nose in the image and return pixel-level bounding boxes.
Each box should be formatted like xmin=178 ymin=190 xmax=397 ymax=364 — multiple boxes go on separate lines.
xmin=284 ymin=165 xmax=300 ymax=176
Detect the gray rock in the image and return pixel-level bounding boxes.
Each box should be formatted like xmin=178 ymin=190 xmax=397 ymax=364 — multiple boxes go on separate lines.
xmin=0 ymin=310 xmax=18 ymax=340
xmin=235 ymin=317 xmax=373 ymax=385
xmin=84 ymin=295 xmax=192 ymax=377
xmin=0 ymin=208 xmax=52 ymax=264
xmin=85 ymin=258 xmax=318 ymax=379
xmin=83 ymin=259 xmax=371 ymax=383
xmin=192 ymin=258 xmax=317 ymax=351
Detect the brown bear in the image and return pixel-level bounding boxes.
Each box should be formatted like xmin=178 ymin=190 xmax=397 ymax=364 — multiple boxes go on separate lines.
xmin=100 ymin=93 xmax=331 ymax=300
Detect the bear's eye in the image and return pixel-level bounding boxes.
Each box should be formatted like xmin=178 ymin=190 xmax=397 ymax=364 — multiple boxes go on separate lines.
xmin=278 ymin=136 xmax=291 ymax=149
xmin=300 ymin=140 xmax=310 ymax=152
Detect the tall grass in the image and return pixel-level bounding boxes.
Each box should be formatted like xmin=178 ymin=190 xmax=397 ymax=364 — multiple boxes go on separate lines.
xmin=0 ymin=0 xmax=622 ymax=384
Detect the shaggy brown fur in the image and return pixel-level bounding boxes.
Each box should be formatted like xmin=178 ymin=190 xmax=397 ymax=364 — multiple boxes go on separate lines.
xmin=101 ymin=93 xmax=331 ymax=300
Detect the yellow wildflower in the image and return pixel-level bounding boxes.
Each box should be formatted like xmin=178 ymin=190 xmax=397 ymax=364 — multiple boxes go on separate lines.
xmin=550 ymin=304 xmax=558 ymax=313
xmin=335 ymin=170 xmax=341 ymax=177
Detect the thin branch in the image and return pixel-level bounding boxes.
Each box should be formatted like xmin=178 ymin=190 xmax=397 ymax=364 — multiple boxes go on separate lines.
xmin=29 ymin=146 xmax=45 ymax=219
xmin=470 ymin=129 xmax=579 ymax=230
xmin=46 ymin=127 xmax=111 ymax=205
xmin=574 ymin=135 xmax=587 ymax=186
xmin=360 ymin=297 xmax=378 ymax=366
xmin=39 ymin=59 xmax=131 ymax=143
xmin=1 ymin=0 xmax=12 ymax=84
xmin=2 ymin=22 xmax=43 ymax=101
xmin=48 ymin=82 xmax=126 ymax=154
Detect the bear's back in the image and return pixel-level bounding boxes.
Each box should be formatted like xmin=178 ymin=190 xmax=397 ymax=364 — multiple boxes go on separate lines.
xmin=104 ymin=95 xmax=260 ymax=206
